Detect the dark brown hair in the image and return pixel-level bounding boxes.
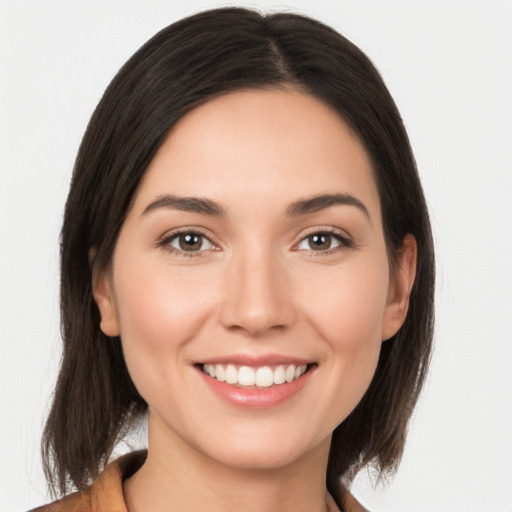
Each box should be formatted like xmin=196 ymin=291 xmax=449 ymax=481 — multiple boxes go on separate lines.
xmin=42 ymin=6 xmax=435 ymax=504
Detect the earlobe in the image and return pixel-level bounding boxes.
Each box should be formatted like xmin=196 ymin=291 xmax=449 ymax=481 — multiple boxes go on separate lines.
xmin=382 ymin=234 xmax=417 ymax=341
xmin=91 ymin=253 xmax=120 ymax=337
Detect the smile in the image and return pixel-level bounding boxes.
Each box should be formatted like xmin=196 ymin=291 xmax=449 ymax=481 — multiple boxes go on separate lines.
xmin=196 ymin=356 xmax=316 ymax=408
xmin=201 ymin=363 xmax=308 ymax=388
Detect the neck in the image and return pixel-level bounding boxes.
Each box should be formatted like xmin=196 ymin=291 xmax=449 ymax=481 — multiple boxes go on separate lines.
xmin=124 ymin=414 xmax=336 ymax=512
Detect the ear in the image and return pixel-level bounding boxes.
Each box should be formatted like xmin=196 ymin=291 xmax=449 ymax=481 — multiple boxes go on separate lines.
xmin=381 ymin=234 xmax=417 ymax=341
xmin=90 ymin=250 xmax=120 ymax=337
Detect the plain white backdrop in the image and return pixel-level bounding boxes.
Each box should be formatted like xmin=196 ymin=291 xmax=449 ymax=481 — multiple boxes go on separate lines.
xmin=1 ymin=1 xmax=511 ymax=511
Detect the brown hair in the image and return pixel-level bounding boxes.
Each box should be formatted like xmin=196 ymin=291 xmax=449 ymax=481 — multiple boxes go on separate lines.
xmin=42 ymin=7 xmax=434 ymax=503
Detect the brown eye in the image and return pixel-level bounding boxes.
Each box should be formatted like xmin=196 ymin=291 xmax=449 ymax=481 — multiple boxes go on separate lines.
xmin=179 ymin=233 xmax=202 ymax=251
xmin=307 ymin=233 xmax=332 ymax=251
xmin=167 ymin=232 xmax=214 ymax=253
xmin=296 ymin=231 xmax=349 ymax=252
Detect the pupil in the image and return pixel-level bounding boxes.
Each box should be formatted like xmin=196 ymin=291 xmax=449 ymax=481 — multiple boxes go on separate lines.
xmin=180 ymin=234 xmax=201 ymax=251
xmin=309 ymin=234 xmax=330 ymax=250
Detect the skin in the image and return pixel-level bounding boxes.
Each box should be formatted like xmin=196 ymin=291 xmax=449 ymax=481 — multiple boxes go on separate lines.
xmin=93 ymin=89 xmax=416 ymax=512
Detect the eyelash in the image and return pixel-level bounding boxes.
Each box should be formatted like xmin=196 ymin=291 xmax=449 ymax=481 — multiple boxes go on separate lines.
xmin=157 ymin=229 xmax=216 ymax=257
xmin=157 ymin=228 xmax=354 ymax=258
xmin=294 ymin=228 xmax=354 ymax=256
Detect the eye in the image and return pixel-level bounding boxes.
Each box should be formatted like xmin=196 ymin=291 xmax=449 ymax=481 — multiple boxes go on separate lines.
xmin=163 ymin=231 xmax=215 ymax=254
xmin=296 ymin=231 xmax=351 ymax=252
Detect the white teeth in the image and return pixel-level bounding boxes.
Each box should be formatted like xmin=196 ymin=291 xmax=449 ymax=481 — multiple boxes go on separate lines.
xmin=225 ymin=364 xmax=238 ymax=384
xmin=238 ymin=366 xmax=255 ymax=386
xmin=256 ymin=366 xmax=274 ymax=387
xmin=202 ymin=363 xmax=309 ymax=387
xmin=273 ymin=365 xmax=286 ymax=385
xmin=294 ymin=365 xmax=307 ymax=379
xmin=285 ymin=365 xmax=295 ymax=383
xmin=215 ymin=364 xmax=226 ymax=382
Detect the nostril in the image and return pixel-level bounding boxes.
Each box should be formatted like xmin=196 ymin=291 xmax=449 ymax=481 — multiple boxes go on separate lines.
xmin=220 ymin=304 xmax=296 ymax=337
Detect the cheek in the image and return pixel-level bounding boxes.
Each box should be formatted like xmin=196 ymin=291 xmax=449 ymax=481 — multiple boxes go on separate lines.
xmin=301 ymin=256 xmax=390 ymax=349
xmin=115 ymin=255 xmax=214 ymax=334
xmin=111 ymin=257 xmax=217 ymax=393
xmin=296 ymin=255 xmax=389 ymax=417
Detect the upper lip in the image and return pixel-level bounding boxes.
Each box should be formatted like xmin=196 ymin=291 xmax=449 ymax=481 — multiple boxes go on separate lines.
xmin=197 ymin=353 xmax=313 ymax=366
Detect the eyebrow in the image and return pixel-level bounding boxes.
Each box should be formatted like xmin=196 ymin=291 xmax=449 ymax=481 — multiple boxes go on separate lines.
xmin=287 ymin=193 xmax=371 ymax=220
xmin=141 ymin=194 xmax=226 ymax=217
xmin=141 ymin=192 xmax=370 ymax=221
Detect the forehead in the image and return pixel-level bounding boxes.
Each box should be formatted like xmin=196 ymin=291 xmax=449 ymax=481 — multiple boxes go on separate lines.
xmin=132 ymin=89 xmax=380 ymax=220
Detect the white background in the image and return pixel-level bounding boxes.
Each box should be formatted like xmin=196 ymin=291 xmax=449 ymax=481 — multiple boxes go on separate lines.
xmin=1 ymin=1 xmax=511 ymax=511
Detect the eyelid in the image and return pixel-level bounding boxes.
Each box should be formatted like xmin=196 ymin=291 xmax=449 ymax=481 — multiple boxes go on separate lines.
xmin=156 ymin=227 xmax=220 ymax=256
xmin=292 ymin=226 xmax=354 ymax=253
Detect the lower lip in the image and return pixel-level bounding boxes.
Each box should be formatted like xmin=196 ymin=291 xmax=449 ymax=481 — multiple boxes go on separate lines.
xmin=197 ymin=366 xmax=313 ymax=409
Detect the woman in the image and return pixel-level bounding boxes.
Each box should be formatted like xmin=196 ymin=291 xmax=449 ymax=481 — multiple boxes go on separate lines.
xmin=35 ymin=7 xmax=434 ymax=512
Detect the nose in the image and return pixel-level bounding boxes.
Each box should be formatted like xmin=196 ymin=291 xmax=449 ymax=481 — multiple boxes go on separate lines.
xmin=219 ymin=247 xmax=296 ymax=337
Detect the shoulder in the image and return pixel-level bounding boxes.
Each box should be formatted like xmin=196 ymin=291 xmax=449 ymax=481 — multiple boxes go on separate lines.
xmin=28 ymin=490 xmax=91 ymax=512
xmin=29 ymin=451 xmax=147 ymax=512
xmin=334 ymin=481 xmax=370 ymax=512
xmin=340 ymin=491 xmax=369 ymax=512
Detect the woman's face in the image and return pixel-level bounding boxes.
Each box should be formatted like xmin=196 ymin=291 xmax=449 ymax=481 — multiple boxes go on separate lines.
xmin=94 ymin=89 xmax=413 ymax=471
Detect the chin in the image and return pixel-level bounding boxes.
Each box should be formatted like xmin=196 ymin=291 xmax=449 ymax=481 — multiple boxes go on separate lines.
xmin=195 ymin=428 xmax=328 ymax=472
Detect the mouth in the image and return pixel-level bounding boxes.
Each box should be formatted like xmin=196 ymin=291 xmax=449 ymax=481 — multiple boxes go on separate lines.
xmin=195 ymin=356 xmax=316 ymax=408
xmin=197 ymin=362 xmax=315 ymax=389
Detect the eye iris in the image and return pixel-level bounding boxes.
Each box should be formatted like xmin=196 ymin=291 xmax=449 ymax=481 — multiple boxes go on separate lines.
xmin=179 ymin=234 xmax=202 ymax=251
xmin=308 ymin=233 xmax=331 ymax=250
